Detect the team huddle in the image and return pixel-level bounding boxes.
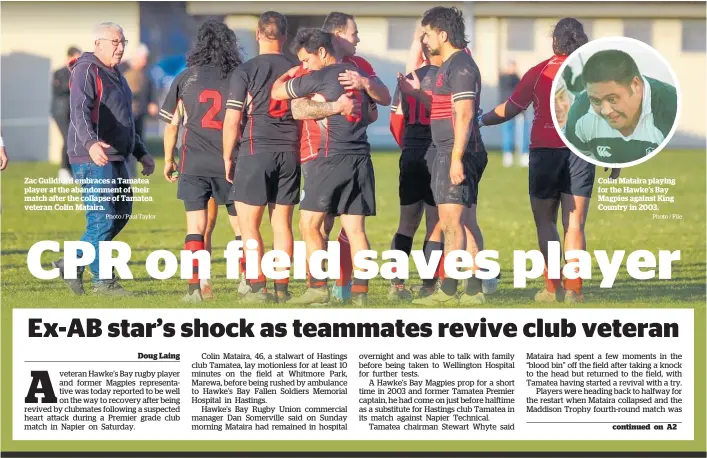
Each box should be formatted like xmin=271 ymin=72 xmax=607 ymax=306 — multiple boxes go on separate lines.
xmin=160 ymin=8 xmax=604 ymax=306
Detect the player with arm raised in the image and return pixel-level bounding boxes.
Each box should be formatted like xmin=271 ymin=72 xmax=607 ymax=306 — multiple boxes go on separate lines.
xmin=159 ymin=20 xmax=243 ymax=303
xmin=388 ymin=35 xmax=443 ymax=301
xmin=412 ymin=7 xmax=488 ymax=306
xmin=272 ymin=35 xmax=377 ymax=306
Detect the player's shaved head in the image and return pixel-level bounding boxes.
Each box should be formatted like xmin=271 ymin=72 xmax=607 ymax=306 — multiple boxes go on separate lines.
xmin=258 ymin=11 xmax=288 ymax=40
xmin=583 ymin=50 xmax=641 ymax=89
xmin=67 ymin=46 xmax=81 ymax=57
xmin=322 ymin=12 xmax=354 ymax=33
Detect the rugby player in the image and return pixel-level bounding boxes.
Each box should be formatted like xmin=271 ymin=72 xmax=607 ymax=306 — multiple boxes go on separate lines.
xmin=410 ymin=7 xmax=488 ymax=306
xmin=224 ymin=14 xmax=354 ymax=303
xmin=160 ymin=20 xmax=243 ymax=303
xmin=272 ymin=28 xmax=359 ymax=304
xmin=479 ymin=17 xmax=620 ymax=303
xmin=221 ymin=12 xmax=301 ymax=303
xmin=178 ymin=99 xmax=228 ymax=298
xmin=271 ymin=31 xmax=378 ymax=306
xmin=399 ymin=31 xmax=499 ymax=297
xmin=389 ymin=35 xmax=444 ymax=300
xmin=321 ymin=12 xmax=393 ymax=302
xmin=564 ymin=49 xmax=678 ymax=164
xmin=173 ymin=100 xmax=232 ymax=299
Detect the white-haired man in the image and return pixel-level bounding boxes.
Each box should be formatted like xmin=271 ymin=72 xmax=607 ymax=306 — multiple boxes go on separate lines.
xmin=54 ymin=22 xmax=155 ymax=296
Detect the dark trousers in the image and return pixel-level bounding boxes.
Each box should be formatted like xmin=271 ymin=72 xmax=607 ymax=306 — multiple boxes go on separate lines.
xmin=125 ymin=114 xmax=146 ymax=179
xmin=53 ymin=113 xmax=71 ymax=171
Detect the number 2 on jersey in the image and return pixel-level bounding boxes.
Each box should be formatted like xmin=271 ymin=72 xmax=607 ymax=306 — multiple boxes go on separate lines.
xmin=199 ymin=89 xmax=223 ymax=130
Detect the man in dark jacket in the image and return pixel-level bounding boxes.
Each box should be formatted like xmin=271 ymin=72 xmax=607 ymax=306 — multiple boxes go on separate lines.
xmin=54 ymin=22 xmax=155 ymax=297
xmin=51 ymin=46 xmax=82 ymax=182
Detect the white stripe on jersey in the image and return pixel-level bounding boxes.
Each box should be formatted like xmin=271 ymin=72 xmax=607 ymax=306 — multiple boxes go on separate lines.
xmin=286 ymin=79 xmax=297 ymax=99
xmin=452 ymin=91 xmax=476 ymax=101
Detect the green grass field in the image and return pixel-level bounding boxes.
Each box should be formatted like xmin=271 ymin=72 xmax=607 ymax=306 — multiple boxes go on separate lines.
xmin=1 ymin=145 xmax=705 ymax=309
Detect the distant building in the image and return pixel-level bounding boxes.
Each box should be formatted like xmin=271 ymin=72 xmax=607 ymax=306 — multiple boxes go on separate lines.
xmin=1 ymin=2 xmax=141 ymax=162
xmin=188 ymin=1 xmax=705 ymax=149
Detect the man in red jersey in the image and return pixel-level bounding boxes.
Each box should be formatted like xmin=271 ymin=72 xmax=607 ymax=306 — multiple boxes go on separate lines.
xmin=479 ymin=18 xmax=620 ymax=303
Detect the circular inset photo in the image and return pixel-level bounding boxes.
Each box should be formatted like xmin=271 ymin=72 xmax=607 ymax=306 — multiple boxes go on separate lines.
xmin=551 ymin=36 xmax=681 ymax=167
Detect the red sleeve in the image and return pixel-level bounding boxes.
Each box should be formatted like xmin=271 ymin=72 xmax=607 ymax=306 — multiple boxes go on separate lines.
xmin=390 ymin=113 xmax=405 ymax=148
xmin=346 ymin=56 xmax=376 ymax=77
xmin=294 ymin=65 xmax=310 ymax=78
xmin=508 ymin=61 xmax=543 ymax=110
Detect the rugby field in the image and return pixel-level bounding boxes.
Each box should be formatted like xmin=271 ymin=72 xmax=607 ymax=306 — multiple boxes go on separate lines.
xmin=1 ymin=146 xmax=704 ymax=309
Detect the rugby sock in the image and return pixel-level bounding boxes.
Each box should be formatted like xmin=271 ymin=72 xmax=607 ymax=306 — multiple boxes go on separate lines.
xmin=391 ymin=233 xmax=413 ymax=286
xmin=563 ymin=262 xmax=582 ymax=294
xmin=438 ymin=255 xmax=446 ymax=280
xmin=564 ymin=277 xmax=582 ymax=294
xmin=249 ymin=274 xmax=267 ymax=293
xmin=423 ymin=241 xmax=443 ymax=289
xmin=543 ymin=268 xmax=562 ymax=294
xmin=309 ymin=265 xmax=328 ymax=289
xmin=185 ymin=234 xmax=205 ymax=294
xmin=465 ymin=277 xmax=483 ymax=295
xmin=236 ymin=236 xmax=247 ymax=277
xmin=336 ymin=230 xmax=353 ymax=288
xmin=352 ymin=278 xmax=369 ymax=297
xmin=441 ymin=278 xmax=458 ymax=296
xmin=275 ymin=278 xmax=289 ymax=293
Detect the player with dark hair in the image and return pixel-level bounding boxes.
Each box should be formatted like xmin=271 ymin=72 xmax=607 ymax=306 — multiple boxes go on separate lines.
xmin=284 ymin=28 xmax=358 ymax=197
xmin=271 ymin=35 xmax=378 ymax=306
xmin=224 ymin=14 xmax=355 ymax=303
xmin=408 ymin=7 xmax=487 ymax=306
xmin=320 ymin=11 xmax=392 ymax=302
xmin=159 ymin=20 xmax=244 ymax=302
xmin=389 ymin=34 xmax=444 ymax=300
xmin=221 ymin=11 xmax=299 ymax=303
xmin=274 ymin=28 xmax=359 ymax=304
xmin=479 ymin=17 xmax=619 ymax=303
xmin=565 ymin=49 xmax=678 ymax=164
